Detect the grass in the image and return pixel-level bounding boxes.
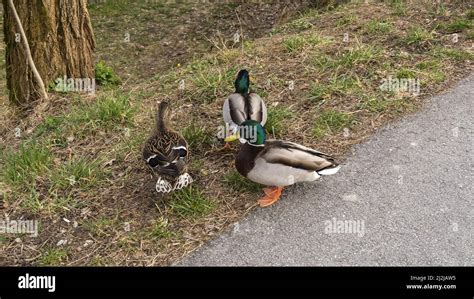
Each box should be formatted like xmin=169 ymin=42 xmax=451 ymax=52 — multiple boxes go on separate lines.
xmin=38 ymin=248 xmax=68 ymax=266
xmin=264 ymin=106 xmax=295 ymax=136
xmin=432 ymin=47 xmax=474 ymax=62
xmin=51 ymin=158 xmax=104 ymax=190
xmin=190 ymin=65 xmax=235 ymax=101
xmin=72 ymin=91 xmax=135 ymax=127
xmin=169 ymin=186 xmax=215 ymax=218
xmin=313 ymin=110 xmax=355 ymax=139
xmin=224 ymin=171 xmax=262 ymax=192
xmin=308 ymin=76 xmax=361 ymax=102
xmin=181 ymin=124 xmax=213 ymax=149
xmin=1 ymin=0 xmax=472 ymax=267
xmin=149 ymin=217 xmax=174 ymax=239
xmin=403 ymin=27 xmax=433 ymax=46
xmin=282 ymin=34 xmax=325 ymax=53
xmin=95 ymin=60 xmax=121 ymax=86
xmin=83 ymin=217 xmax=116 ymax=237
xmin=366 ymin=20 xmax=393 ymax=34
xmin=387 ymin=0 xmax=407 ymax=16
xmin=2 ymin=142 xmax=52 ymax=187
xmin=436 ymin=19 xmax=471 ymax=33
xmin=337 ymin=45 xmax=380 ymax=67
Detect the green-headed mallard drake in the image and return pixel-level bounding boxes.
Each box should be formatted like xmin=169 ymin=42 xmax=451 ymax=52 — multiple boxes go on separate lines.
xmin=222 ymin=69 xmax=267 ymax=144
xmin=225 ymin=120 xmax=340 ymax=207
xmin=143 ymin=101 xmax=192 ymax=193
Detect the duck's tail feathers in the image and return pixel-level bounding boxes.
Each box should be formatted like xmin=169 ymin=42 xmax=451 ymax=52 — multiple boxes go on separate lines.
xmin=156 ymin=101 xmax=169 ymax=132
xmin=317 ymin=165 xmax=341 ymax=176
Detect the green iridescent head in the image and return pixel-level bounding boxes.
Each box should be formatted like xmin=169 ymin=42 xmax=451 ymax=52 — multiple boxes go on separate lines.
xmin=234 ymin=69 xmax=250 ymax=94
xmin=237 ymin=120 xmax=266 ymax=146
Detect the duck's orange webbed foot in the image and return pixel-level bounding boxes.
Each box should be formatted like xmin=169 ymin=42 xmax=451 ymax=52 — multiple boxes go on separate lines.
xmin=258 ymin=186 xmax=284 ymax=207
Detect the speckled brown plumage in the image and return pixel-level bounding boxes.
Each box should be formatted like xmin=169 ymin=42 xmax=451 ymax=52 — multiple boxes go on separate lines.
xmin=142 ymin=101 xmax=189 ymax=184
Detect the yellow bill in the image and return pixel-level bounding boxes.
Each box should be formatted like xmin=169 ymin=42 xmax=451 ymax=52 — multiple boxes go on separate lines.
xmin=224 ymin=134 xmax=239 ymax=142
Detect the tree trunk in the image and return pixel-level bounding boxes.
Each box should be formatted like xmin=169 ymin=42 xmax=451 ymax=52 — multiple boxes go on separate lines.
xmin=2 ymin=0 xmax=95 ymax=106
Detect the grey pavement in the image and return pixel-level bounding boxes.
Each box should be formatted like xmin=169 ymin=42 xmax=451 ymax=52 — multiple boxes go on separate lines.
xmin=178 ymin=75 xmax=473 ymax=266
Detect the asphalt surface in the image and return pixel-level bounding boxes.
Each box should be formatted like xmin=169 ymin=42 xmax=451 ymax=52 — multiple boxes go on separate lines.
xmin=178 ymin=75 xmax=473 ymax=266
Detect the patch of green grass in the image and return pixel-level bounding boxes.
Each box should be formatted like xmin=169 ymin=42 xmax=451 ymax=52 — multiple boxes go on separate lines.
xmin=358 ymin=97 xmax=390 ymax=113
xmin=20 ymin=186 xmax=43 ymax=214
xmin=83 ymin=217 xmax=116 ymax=237
xmin=336 ymin=45 xmax=380 ymax=67
xmin=2 ymin=142 xmax=51 ymax=186
xmin=38 ymin=248 xmax=68 ymax=266
xmin=309 ymin=76 xmax=361 ymax=102
xmin=403 ymin=27 xmax=434 ymax=46
xmin=224 ymin=171 xmax=261 ymax=192
xmin=287 ymin=18 xmax=314 ymax=31
xmin=468 ymin=9 xmax=474 ymax=20
xmin=282 ymin=34 xmax=324 ymax=53
xmin=387 ymin=0 xmax=407 ymax=16
xmin=51 ymin=158 xmax=104 ymax=190
xmin=437 ymin=19 xmax=471 ymax=33
xmin=71 ymin=91 xmax=135 ymax=127
xmin=396 ymin=68 xmax=417 ymax=79
xmin=190 ymin=65 xmax=235 ymax=101
xmin=169 ymin=186 xmax=215 ymax=218
xmin=149 ymin=217 xmax=174 ymax=239
xmin=35 ymin=116 xmax=64 ymax=136
xmin=366 ymin=20 xmax=393 ymax=34
xmin=312 ymin=53 xmax=337 ymax=71
xmin=181 ymin=124 xmax=213 ymax=149
xmin=264 ymin=106 xmax=295 ymax=136
xmin=95 ymin=60 xmax=121 ymax=86
xmin=313 ymin=110 xmax=355 ymax=139
xmin=432 ymin=47 xmax=473 ymax=61
xmin=336 ymin=15 xmax=356 ymax=27
xmin=415 ymin=60 xmax=445 ymax=83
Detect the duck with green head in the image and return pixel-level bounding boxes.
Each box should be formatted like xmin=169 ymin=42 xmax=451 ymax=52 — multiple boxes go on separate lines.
xmin=222 ymin=69 xmax=267 ymax=146
xmin=225 ymin=120 xmax=340 ymax=207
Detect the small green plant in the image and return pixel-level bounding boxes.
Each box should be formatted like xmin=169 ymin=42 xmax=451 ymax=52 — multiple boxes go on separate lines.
xmin=224 ymin=171 xmax=261 ymax=192
xmin=313 ymin=110 xmax=354 ymax=139
xmin=403 ymin=27 xmax=433 ymax=46
xmin=2 ymin=142 xmax=52 ymax=186
xmin=94 ymin=60 xmax=121 ymax=86
xmin=396 ymin=68 xmax=417 ymax=79
xmin=35 ymin=116 xmax=64 ymax=136
xmin=38 ymin=248 xmax=68 ymax=266
xmin=265 ymin=106 xmax=295 ymax=136
xmin=170 ymin=186 xmax=215 ymax=217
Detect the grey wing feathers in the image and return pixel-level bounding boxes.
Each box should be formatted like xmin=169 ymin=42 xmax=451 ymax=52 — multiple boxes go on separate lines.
xmin=223 ymin=93 xmax=267 ymax=126
xmin=261 ymin=140 xmax=336 ymax=171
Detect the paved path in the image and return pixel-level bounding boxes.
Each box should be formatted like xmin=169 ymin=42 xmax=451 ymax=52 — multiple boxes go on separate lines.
xmin=179 ymin=75 xmax=473 ymax=266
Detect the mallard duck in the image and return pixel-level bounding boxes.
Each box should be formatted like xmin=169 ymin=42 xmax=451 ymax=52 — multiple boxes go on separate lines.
xmin=225 ymin=120 xmax=340 ymax=207
xmin=222 ymin=69 xmax=267 ymax=144
xmin=143 ymin=101 xmax=192 ymax=193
